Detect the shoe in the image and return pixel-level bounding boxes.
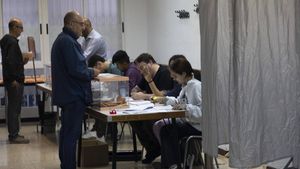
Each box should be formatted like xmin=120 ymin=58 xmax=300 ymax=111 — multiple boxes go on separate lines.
xmin=9 ymin=135 xmax=30 ymax=144
xmin=17 ymin=134 xmax=25 ymax=138
xmin=168 ymin=164 xmax=178 ymax=169
xmin=142 ymin=151 xmax=161 ymax=164
xmin=142 ymin=157 xmax=154 ymax=164
xmin=8 ymin=134 xmax=25 ymax=140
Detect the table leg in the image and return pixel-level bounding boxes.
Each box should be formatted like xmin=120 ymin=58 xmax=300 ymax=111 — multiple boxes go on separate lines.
xmin=132 ymin=129 xmax=139 ymax=161
xmin=37 ymin=91 xmax=46 ymax=134
xmin=112 ymin=122 xmax=118 ymax=169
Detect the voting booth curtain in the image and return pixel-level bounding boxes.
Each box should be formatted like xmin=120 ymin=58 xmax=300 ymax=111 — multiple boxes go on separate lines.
xmin=199 ymin=0 xmax=300 ymax=168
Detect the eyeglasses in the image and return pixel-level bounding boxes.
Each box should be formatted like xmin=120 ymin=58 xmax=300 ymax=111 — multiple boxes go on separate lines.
xmin=71 ymin=20 xmax=84 ymax=26
xmin=15 ymin=25 xmax=23 ymax=29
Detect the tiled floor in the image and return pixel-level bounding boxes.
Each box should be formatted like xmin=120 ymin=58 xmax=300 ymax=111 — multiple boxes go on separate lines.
xmin=0 ymin=122 xmax=266 ymax=169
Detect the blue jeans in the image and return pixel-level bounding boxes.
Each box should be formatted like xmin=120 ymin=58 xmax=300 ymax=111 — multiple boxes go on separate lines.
xmin=59 ymin=99 xmax=85 ymax=169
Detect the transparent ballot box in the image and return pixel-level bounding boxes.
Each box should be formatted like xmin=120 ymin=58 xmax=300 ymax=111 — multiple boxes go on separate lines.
xmin=44 ymin=64 xmax=52 ymax=86
xmin=91 ymin=73 xmax=129 ymax=110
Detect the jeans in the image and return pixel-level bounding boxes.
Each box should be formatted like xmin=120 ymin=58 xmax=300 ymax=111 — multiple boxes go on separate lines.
xmin=59 ymin=99 xmax=86 ymax=169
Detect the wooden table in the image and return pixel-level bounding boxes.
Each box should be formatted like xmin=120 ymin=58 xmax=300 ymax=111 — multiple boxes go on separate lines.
xmin=85 ymin=105 xmax=185 ymax=169
xmin=0 ymin=76 xmax=46 ymax=86
xmin=36 ymin=83 xmax=186 ymax=169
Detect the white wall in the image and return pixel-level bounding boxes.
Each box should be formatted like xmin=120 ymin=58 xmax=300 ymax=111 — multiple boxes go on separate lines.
xmin=123 ymin=0 xmax=201 ymax=69
xmin=122 ymin=0 xmax=148 ymax=60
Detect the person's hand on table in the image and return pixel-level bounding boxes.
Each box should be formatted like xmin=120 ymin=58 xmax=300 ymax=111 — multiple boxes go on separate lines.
xmin=131 ymin=92 xmax=149 ymax=100
xmin=150 ymin=96 xmax=167 ymax=104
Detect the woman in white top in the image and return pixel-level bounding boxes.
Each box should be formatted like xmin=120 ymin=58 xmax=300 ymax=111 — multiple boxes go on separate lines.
xmin=152 ymin=56 xmax=202 ymax=169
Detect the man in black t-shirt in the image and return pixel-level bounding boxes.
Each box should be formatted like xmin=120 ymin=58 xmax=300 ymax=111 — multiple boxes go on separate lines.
xmin=131 ymin=53 xmax=179 ymax=164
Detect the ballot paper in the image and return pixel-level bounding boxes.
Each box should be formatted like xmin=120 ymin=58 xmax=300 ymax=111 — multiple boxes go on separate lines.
xmin=119 ymin=101 xmax=174 ymax=115
xmin=126 ymin=101 xmax=154 ymax=111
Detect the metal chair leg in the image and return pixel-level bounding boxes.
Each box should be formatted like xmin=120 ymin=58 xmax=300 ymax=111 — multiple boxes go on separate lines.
xmin=214 ymin=157 xmax=219 ymax=168
xmin=183 ymin=135 xmax=203 ymax=169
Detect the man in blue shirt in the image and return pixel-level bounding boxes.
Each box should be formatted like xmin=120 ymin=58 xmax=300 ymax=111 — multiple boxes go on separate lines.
xmin=51 ymin=11 xmax=100 ymax=169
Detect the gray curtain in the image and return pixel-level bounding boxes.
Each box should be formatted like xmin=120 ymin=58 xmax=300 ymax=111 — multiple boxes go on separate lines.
xmin=200 ymin=0 xmax=300 ymax=168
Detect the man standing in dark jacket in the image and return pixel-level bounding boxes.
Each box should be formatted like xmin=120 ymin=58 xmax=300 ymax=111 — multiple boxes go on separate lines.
xmin=51 ymin=11 xmax=100 ymax=169
xmin=0 ymin=18 xmax=32 ymax=144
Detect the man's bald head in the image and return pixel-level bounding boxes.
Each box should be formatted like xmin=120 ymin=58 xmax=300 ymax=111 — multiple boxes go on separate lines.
xmin=83 ymin=17 xmax=92 ymax=28
xmin=8 ymin=18 xmax=23 ymax=38
xmin=82 ymin=17 xmax=93 ymax=38
xmin=64 ymin=11 xmax=81 ymax=26
xmin=8 ymin=18 xmax=22 ymax=31
xmin=63 ymin=11 xmax=84 ymax=38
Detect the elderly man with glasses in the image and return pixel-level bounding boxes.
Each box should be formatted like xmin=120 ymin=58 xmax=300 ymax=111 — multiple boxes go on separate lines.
xmin=51 ymin=11 xmax=101 ymax=169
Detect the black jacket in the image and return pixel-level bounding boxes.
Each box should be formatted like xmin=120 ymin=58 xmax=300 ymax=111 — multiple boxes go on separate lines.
xmin=0 ymin=34 xmax=24 ymax=84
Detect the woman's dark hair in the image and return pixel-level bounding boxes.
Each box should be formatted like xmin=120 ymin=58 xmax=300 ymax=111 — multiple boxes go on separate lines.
xmin=134 ymin=53 xmax=156 ymax=64
xmin=112 ymin=50 xmax=130 ymax=64
xmin=88 ymin=55 xmax=105 ymax=67
xmin=168 ymin=54 xmax=186 ymax=65
xmin=169 ymin=55 xmax=193 ymax=77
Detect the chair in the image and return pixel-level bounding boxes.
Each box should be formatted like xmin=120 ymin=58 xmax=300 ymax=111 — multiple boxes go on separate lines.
xmin=181 ymin=135 xmax=219 ymax=169
xmin=193 ymin=69 xmax=201 ymax=81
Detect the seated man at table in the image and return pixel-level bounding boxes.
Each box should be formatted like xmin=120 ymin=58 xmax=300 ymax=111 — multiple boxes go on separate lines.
xmin=88 ymin=54 xmax=122 ymax=75
xmin=88 ymin=54 xmax=122 ymax=138
xmin=130 ymin=53 xmax=179 ymax=164
xmin=112 ymin=50 xmax=142 ymax=93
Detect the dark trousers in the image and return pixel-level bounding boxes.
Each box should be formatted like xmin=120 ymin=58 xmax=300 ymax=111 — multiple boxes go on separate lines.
xmin=160 ymin=122 xmax=201 ymax=168
xmin=130 ymin=120 xmax=161 ymax=158
xmin=59 ymin=99 xmax=85 ymax=169
xmin=6 ymin=82 xmax=24 ymax=139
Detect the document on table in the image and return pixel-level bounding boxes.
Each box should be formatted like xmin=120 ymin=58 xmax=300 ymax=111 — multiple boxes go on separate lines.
xmin=119 ymin=100 xmax=173 ymax=114
xmin=123 ymin=100 xmax=154 ymax=113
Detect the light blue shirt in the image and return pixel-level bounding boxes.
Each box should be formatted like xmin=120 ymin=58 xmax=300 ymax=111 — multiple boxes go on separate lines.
xmin=166 ymin=78 xmax=202 ymax=131
xmin=78 ymin=29 xmax=107 ymax=61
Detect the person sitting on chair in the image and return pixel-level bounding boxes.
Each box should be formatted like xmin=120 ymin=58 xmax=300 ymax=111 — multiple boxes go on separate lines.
xmin=130 ymin=53 xmax=180 ymax=164
xmin=112 ymin=50 xmax=142 ymax=93
xmin=88 ymin=54 xmax=122 ymax=75
xmin=152 ymin=56 xmax=202 ymax=169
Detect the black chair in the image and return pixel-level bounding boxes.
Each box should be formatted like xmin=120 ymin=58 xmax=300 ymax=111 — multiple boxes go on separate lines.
xmin=193 ymin=69 xmax=201 ymax=81
xmin=181 ymin=135 xmax=219 ymax=169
